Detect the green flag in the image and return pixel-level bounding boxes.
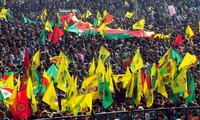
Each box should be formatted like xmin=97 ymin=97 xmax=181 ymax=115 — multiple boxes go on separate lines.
xmin=32 ymin=70 xmax=42 ymax=94
xmin=39 ymin=30 xmax=46 ymax=44
xmin=47 ymin=64 xmax=58 ymax=80
xmin=170 ymin=49 xmax=182 ymax=64
xmin=23 ymin=17 xmax=37 ymax=24
xmin=98 ymin=78 xmax=104 ymax=95
xmin=93 ymin=18 xmax=98 ymax=28
xmin=102 ymin=77 xmax=113 ymax=109
xmin=169 ymin=89 xmax=179 ymax=103
xmin=55 ymin=12 xmax=61 ymax=27
xmin=185 ymin=75 xmax=195 ymax=105
xmin=6 ymin=12 xmax=13 ymax=20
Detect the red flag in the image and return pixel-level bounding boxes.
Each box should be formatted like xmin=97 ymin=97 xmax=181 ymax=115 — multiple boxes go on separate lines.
xmin=48 ymin=26 xmax=64 ymax=44
xmin=173 ymin=33 xmax=183 ymax=46
xmin=23 ymin=48 xmax=31 ymax=71
xmin=104 ymin=14 xmax=114 ymax=24
xmin=141 ymin=71 xmax=145 ymax=88
xmin=145 ymin=71 xmax=151 ymax=90
xmin=9 ymin=80 xmax=31 ymax=120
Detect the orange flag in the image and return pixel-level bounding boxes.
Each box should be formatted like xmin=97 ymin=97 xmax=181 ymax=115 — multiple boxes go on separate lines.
xmin=104 ymin=14 xmax=114 ymax=24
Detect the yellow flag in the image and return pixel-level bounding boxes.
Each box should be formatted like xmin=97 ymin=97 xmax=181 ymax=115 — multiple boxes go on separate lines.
xmin=67 ymin=76 xmax=78 ymax=99
xmin=178 ymin=52 xmax=198 ymax=70
xmin=26 ymin=77 xmax=33 ymax=99
xmin=154 ymin=33 xmax=163 ymax=39
xmin=80 ymin=93 xmax=93 ymax=115
xmin=86 ymin=10 xmax=92 ymax=18
xmin=98 ymin=46 xmax=110 ymax=63
xmin=97 ymin=11 xmax=102 ymax=26
xmin=158 ymin=48 xmax=171 ymax=66
xmin=42 ymin=82 xmax=59 ymax=112
xmin=106 ymin=63 xmax=114 ymax=92
xmin=68 ymin=93 xmax=93 ymax=115
xmin=171 ymin=69 xmax=187 ymax=94
xmin=96 ymin=58 xmax=105 ymax=82
xmin=40 ymin=8 xmax=47 ymax=20
xmin=50 ymin=51 xmax=71 ymax=69
xmin=132 ymin=19 xmax=145 ymax=30
xmin=81 ymin=13 xmax=85 ymax=19
xmin=148 ymin=6 xmax=154 ymax=11
xmin=98 ymin=23 xmax=107 ymax=38
xmin=144 ymin=89 xmax=154 ymax=108
xmin=32 ymin=50 xmax=40 ymax=70
xmin=127 ymin=74 xmax=134 ymax=98
xmin=126 ymin=67 xmax=131 ymax=74
xmin=81 ymin=74 xmax=100 ymax=89
xmin=4 ymin=73 xmax=14 ymax=89
xmin=151 ymin=64 xmax=157 ymax=78
xmin=135 ymin=70 xmax=143 ymax=106
xmin=88 ymin=58 xmax=96 ymax=76
xmin=103 ymin=10 xmax=108 ymax=18
xmin=163 ymin=33 xmax=171 ymax=39
xmin=63 ymin=21 xmax=68 ymax=30
xmin=56 ymin=58 xmax=67 ymax=92
xmin=125 ymin=11 xmax=134 ymax=18
xmin=3 ymin=75 xmax=20 ymax=107
xmin=112 ymin=74 xmax=132 ymax=89
xmin=185 ymin=25 xmax=194 ymax=43
xmin=45 ymin=20 xmax=52 ymax=32
xmin=130 ymin=48 xmax=144 ymax=73
xmin=26 ymin=77 xmax=37 ymax=112
xmin=124 ymin=1 xmax=129 ymax=7
xmin=154 ymin=33 xmax=171 ymax=39
xmin=0 ymin=8 xmax=8 ymax=19
xmin=157 ymin=72 xmax=168 ymax=98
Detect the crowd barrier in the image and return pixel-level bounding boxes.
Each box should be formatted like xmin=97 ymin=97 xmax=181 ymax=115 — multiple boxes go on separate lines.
xmin=37 ymin=106 xmax=200 ymax=120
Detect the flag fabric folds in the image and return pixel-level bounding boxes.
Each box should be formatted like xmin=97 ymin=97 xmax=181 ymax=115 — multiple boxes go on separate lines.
xmin=32 ymin=50 xmax=40 ymax=70
xmin=185 ymin=25 xmax=194 ymax=43
xmin=39 ymin=30 xmax=46 ymax=44
xmin=40 ymin=8 xmax=47 ymax=20
xmin=88 ymin=58 xmax=96 ymax=76
xmin=0 ymin=8 xmax=8 ymax=19
xmin=173 ymin=33 xmax=183 ymax=46
xmin=125 ymin=12 xmax=134 ymax=18
xmin=48 ymin=26 xmax=64 ymax=44
xmin=178 ymin=52 xmax=198 ymax=70
xmin=45 ymin=20 xmax=52 ymax=32
xmin=185 ymin=75 xmax=195 ymax=105
xmin=103 ymin=10 xmax=108 ymax=18
xmin=23 ymin=17 xmax=37 ymax=24
xmin=86 ymin=10 xmax=92 ymax=18
xmin=98 ymin=46 xmax=110 ymax=63
xmin=41 ymin=70 xmax=51 ymax=93
xmin=171 ymin=69 xmax=187 ymax=94
xmin=158 ymin=48 xmax=171 ymax=66
xmin=97 ymin=11 xmax=102 ymax=26
xmin=124 ymin=1 xmax=129 ymax=7
xmin=102 ymin=77 xmax=113 ymax=109
xmin=9 ymin=80 xmax=31 ymax=120
xmin=132 ymin=19 xmax=145 ymax=30
xmin=26 ymin=77 xmax=37 ymax=112
xmin=104 ymin=14 xmax=114 ymax=24
xmin=131 ymin=49 xmax=144 ymax=73
xmin=42 ymin=82 xmax=59 ymax=112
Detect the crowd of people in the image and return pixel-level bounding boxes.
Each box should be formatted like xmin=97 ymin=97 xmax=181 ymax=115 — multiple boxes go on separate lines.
xmin=0 ymin=0 xmax=200 ymax=119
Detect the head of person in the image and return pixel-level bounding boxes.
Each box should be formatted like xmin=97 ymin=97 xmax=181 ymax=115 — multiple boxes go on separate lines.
xmin=117 ymin=81 xmax=123 ymax=89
